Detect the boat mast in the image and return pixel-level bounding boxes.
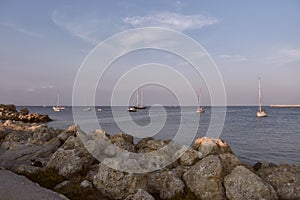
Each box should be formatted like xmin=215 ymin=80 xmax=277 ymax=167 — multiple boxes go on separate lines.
xmin=56 ymin=94 xmax=59 ymax=107
xmin=198 ymin=88 xmax=201 ymax=108
xmin=258 ymin=78 xmax=262 ymax=112
xmin=141 ymin=89 xmax=144 ymax=106
xmin=136 ymin=88 xmax=139 ymax=106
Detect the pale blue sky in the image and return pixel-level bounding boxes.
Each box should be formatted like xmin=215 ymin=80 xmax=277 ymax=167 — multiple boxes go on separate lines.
xmin=0 ymin=0 xmax=299 ymax=105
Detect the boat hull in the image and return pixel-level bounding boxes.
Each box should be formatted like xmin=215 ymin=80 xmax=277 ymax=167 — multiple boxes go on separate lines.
xmin=257 ymin=111 xmax=267 ymax=117
xmin=133 ymin=106 xmax=147 ymax=109
xmin=128 ymin=107 xmax=137 ymax=112
xmin=196 ymin=107 xmax=205 ymax=113
xmin=52 ymin=106 xmax=65 ymax=112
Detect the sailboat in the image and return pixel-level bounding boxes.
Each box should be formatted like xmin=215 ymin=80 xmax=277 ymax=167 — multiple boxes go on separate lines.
xmin=83 ymin=99 xmax=91 ymax=111
xmin=128 ymin=94 xmax=137 ymax=112
xmin=52 ymin=94 xmax=65 ymax=112
xmin=257 ymin=78 xmax=267 ymax=117
xmin=196 ymin=88 xmax=205 ymax=113
xmin=128 ymin=107 xmax=137 ymax=112
xmin=83 ymin=107 xmax=91 ymax=111
xmin=134 ymin=88 xmax=147 ymax=109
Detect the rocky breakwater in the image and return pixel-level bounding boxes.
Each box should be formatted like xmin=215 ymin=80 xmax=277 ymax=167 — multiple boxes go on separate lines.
xmin=0 ymin=104 xmax=51 ymax=122
xmin=0 ymin=120 xmax=299 ymax=200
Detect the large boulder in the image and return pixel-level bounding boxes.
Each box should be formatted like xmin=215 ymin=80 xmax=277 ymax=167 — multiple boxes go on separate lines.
xmin=218 ymin=153 xmax=242 ymax=175
xmin=0 ymin=122 xmax=61 ymax=172
xmin=193 ymin=137 xmax=233 ymax=157
xmin=0 ymin=125 xmax=9 ymax=141
xmin=135 ymin=137 xmax=153 ymax=152
xmin=0 ymin=138 xmax=61 ymax=172
xmin=183 ymin=155 xmax=226 ymax=200
xmin=46 ymin=136 xmax=95 ymax=177
xmin=147 ymin=169 xmax=185 ymax=199
xmin=61 ymin=135 xmax=95 ymax=160
xmin=1 ymin=130 xmax=32 ymax=150
xmin=46 ymin=148 xmax=93 ymax=177
xmin=171 ymin=165 xmax=191 ymax=180
xmin=28 ymin=125 xmax=57 ymax=145
xmin=93 ymin=163 xmax=147 ymax=199
xmin=179 ymin=148 xmax=202 ymax=166
xmin=136 ymin=138 xmax=171 ymax=153
xmin=19 ymin=107 xmax=29 ymax=115
xmin=224 ymin=165 xmax=278 ymax=200
xmin=0 ymin=169 xmax=67 ymax=200
xmin=109 ymin=132 xmax=135 ymax=152
xmin=257 ymin=164 xmax=300 ymax=200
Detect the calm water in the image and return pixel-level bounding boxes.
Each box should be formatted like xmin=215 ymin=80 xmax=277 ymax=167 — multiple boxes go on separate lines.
xmin=20 ymin=106 xmax=300 ymax=166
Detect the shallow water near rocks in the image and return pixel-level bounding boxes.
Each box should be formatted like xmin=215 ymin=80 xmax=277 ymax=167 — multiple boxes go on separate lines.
xmin=21 ymin=106 xmax=300 ymax=166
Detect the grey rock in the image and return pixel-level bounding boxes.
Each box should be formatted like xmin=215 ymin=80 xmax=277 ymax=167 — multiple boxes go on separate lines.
xmin=183 ymin=155 xmax=226 ymax=200
xmin=110 ymin=132 xmax=135 ymax=152
xmin=0 ymin=138 xmax=60 ymax=172
xmin=125 ymin=189 xmax=155 ymax=200
xmin=0 ymin=125 xmax=10 ymax=141
xmin=46 ymin=147 xmax=93 ymax=177
xmin=258 ymin=164 xmax=300 ymax=200
xmin=19 ymin=107 xmax=29 ymax=115
xmin=86 ymin=164 xmax=100 ymax=181
xmin=80 ymin=180 xmax=92 ymax=188
xmin=0 ymin=169 xmax=68 ymax=200
xmin=54 ymin=180 xmax=70 ymax=190
xmin=135 ymin=137 xmax=153 ymax=152
xmin=60 ymin=135 xmax=94 ymax=161
xmin=193 ymin=137 xmax=233 ymax=157
xmin=136 ymin=139 xmax=171 ymax=153
xmin=16 ymin=164 xmax=40 ymax=174
xmin=0 ymin=104 xmax=51 ymax=122
xmin=2 ymin=130 xmax=32 ymax=150
xmin=218 ymin=153 xmax=241 ymax=175
xmin=224 ymin=165 xmax=278 ymax=200
xmin=179 ymin=147 xmax=202 ymax=166
xmin=147 ymin=169 xmax=185 ymax=199
xmin=171 ymin=165 xmax=191 ymax=180
xmin=93 ymin=163 xmax=147 ymax=199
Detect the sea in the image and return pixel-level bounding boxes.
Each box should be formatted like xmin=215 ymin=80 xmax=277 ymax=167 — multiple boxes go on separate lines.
xmin=19 ymin=106 xmax=300 ymax=166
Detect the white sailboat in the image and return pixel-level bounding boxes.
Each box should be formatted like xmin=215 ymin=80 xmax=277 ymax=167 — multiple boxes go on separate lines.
xmin=257 ymin=78 xmax=267 ymax=117
xmin=196 ymin=88 xmax=205 ymax=113
xmin=128 ymin=107 xmax=137 ymax=112
xmin=128 ymin=94 xmax=137 ymax=112
xmin=83 ymin=107 xmax=91 ymax=111
xmin=134 ymin=88 xmax=146 ymax=109
xmin=83 ymin=98 xmax=92 ymax=111
xmin=52 ymin=94 xmax=65 ymax=112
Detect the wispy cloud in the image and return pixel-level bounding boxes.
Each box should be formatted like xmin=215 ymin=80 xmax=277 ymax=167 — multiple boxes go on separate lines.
xmin=52 ymin=9 xmax=100 ymax=44
xmin=0 ymin=22 xmax=43 ymax=38
xmin=25 ymin=85 xmax=54 ymax=93
xmin=266 ymin=48 xmax=300 ymax=65
xmin=52 ymin=7 xmax=219 ymax=44
xmin=25 ymin=88 xmax=36 ymax=93
xmin=123 ymin=12 xmax=219 ymax=32
xmin=41 ymin=85 xmax=54 ymax=89
xmin=218 ymin=54 xmax=248 ymax=62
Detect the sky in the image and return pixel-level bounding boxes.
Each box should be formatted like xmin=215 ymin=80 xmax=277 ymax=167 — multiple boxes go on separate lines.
xmin=0 ymin=0 xmax=299 ymax=106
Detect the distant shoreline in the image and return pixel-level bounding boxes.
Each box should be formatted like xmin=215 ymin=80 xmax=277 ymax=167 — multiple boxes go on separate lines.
xmin=270 ymin=105 xmax=300 ymax=108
